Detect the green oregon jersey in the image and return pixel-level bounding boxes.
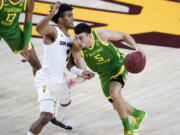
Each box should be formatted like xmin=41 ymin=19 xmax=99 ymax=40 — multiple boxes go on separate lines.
xmin=0 ymin=0 xmax=27 ymax=35
xmin=81 ymin=30 xmax=126 ymax=76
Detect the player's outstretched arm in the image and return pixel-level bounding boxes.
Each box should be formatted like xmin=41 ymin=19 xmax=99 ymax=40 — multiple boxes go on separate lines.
xmin=72 ymin=44 xmax=87 ymax=70
xmin=67 ymin=45 xmax=95 ymax=87
xmin=97 ymin=28 xmax=141 ymax=50
xmin=68 ymin=48 xmax=95 ymax=80
xmin=36 ymin=2 xmax=61 ymax=36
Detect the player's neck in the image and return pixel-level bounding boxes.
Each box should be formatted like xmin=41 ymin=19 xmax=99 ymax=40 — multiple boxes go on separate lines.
xmin=57 ymin=24 xmax=70 ymax=36
xmin=87 ymin=37 xmax=93 ymax=49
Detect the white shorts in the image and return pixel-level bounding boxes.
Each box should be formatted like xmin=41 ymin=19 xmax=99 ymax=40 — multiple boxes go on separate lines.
xmin=36 ymin=83 xmax=70 ymax=104
xmin=39 ymin=100 xmax=57 ymax=114
xmin=35 ymin=70 xmax=71 ymax=113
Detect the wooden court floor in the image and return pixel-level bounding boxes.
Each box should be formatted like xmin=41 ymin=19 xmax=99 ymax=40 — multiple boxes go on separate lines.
xmin=0 ymin=0 xmax=180 ymax=135
xmin=0 ymin=39 xmax=180 ymax=135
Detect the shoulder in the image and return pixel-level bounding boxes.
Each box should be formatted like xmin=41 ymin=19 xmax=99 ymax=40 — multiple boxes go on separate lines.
xmin=96 ymin=28 xmax=107 ymax=35
xmin=96 ymin=28 xmax=110 ymax=40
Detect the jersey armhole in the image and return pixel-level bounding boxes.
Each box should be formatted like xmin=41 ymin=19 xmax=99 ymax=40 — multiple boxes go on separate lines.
xmin=49 ymin=26 xmax=58 ymax=44
xmin=94 ymin=30 xmax=110 ymax=46
xmin=43 ymin=26 xmax=58 ymax=45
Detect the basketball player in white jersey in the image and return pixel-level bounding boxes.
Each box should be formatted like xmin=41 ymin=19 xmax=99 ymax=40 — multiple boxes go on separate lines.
xmin=26 ymin=2 xmax=95 ymax=135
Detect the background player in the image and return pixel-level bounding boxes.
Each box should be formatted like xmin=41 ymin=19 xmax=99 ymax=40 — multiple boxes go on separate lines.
xmin=0 ymin=0 xmax=41 ymax=75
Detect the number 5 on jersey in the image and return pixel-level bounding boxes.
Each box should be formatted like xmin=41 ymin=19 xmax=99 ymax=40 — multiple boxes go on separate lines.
xmin=94 ymin=54 xmax=104 ymax=62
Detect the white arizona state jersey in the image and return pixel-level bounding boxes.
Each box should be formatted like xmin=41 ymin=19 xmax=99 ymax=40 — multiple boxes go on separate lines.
xmin=36 ymin=26 xmax=73 ymax=84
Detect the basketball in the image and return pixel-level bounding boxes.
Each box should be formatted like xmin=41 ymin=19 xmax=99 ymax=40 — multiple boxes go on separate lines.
xmin=124 ymin=51 xmax=146 ymax=73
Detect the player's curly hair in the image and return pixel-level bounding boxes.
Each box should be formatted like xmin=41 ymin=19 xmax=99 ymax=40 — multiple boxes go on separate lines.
xmin=51 ymin=3 xmax=73 ymax=24
xmin=74 ymin=23 xmax=91 ymax=34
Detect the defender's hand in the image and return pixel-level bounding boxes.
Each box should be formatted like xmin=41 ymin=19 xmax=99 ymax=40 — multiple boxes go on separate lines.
xmin=50 ymin=2 xmax=61 ymax=16
xmin=67 ymin=78 xmax=78 ymax=88
xmin=81 ymin=70 xmax=95 ymax=80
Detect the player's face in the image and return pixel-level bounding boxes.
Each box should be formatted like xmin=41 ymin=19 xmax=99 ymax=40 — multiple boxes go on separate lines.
xmin=75 ymin=33 xmax=91 ymax=49
xmin=63 ymin=11 xmax=74 ymax=28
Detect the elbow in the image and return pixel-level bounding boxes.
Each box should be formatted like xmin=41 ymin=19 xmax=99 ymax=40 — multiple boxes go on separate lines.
xmin=67 ymin=61 xmax=75 ymax=71
xmin=36 ymin=25 xmax=44 ymax=35
xmin=36 ymin=24 xmax=41 ymax=33
xmin=67 ymin=64 xmax=71 ymax=71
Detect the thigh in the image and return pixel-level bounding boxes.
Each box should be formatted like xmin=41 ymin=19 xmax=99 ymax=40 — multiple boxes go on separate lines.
xmin=55 ymin=82 xmax=71 ymax=105
xmin=109 ymin=81 xmax=123 ymax=93
xmin=36 ymin=85 xmax=56 ymax=102
xmin=108 ymin=81 xmax=123 ymax=103
xmin=110 ymin=74 xmax=126 ymax=88
xmin=3 ymin=29 xmax=24 ymax=52
xmin=39 ymin=99 xmax=56 ymax=114
xmin=100 ymin=75 xmax=111 ymax=99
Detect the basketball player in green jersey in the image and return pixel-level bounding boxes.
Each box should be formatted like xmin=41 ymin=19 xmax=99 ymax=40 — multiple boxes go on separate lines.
xmin=71 ymin=23 xmax=147 ymax=135
xmin=0 ymin=0 xmax=41 ymax=75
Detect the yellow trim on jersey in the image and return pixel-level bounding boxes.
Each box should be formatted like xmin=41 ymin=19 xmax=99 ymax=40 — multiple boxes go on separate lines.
xmin=106 ymin=96 xmax=112 ymax=99
xmin=0 ymin=0 xmax=4 ymax=9
xmin=111 ymin=44 xmax=118 ymax=51
xmin=13 ymin=42 xmax=32 ymax=54
xmin=80 ymin=49 xmax=84 ymax=58
xmin=27 ymin=42 xmax=33 ymax=50
xmin=123 ymin=77 xmax=127 ymax=83
xmin=24 ymin=0 xmax=27 ymax=11
xmin=111 ymin=65 xmax=125 ymax=79
xmin=8 ymin=0 xmax=21 ymax=5
xmin=94 ymin=30 xmax=109 ymax=46
xmin=87 ymin=33 xmax=95 ymax=50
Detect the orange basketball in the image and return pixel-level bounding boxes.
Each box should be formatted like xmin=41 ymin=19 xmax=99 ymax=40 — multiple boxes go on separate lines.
xmin=124 ymin=51 xmax=146 ymax=73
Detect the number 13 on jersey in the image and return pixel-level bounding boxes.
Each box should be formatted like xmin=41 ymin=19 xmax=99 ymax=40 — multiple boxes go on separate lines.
xmin=6 ymin=13 xmax=16 ymax=24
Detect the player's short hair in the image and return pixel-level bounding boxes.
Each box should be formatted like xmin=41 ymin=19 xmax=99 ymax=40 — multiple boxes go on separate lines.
xmin=51 ymin=3 xmax=73 ymax=24
xmin=74 ymin=23 xmax=91 ymax=35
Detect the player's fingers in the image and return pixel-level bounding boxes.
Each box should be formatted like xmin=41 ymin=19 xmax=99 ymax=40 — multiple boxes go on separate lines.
xmin=89 ymin=72 xmax=95 ymax=78
xmin=67 ymin=80 xmax=72 ymax=88
xmin=55 ymin=2 xmax=61 ymax=8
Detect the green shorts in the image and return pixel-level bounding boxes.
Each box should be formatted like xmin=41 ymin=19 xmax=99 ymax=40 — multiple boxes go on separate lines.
xmin=0 ymin=28 xmax=32 ymax=53
xmin=99 ymin=65 xmax=128 ymax=101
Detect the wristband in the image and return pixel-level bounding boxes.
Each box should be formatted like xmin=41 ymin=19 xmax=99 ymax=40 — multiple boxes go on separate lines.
xmin=70 ymin=66 xmax=84 ymax=76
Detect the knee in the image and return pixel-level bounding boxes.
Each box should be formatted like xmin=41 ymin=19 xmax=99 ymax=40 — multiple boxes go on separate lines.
xmin=109 ymin=88 xmax=122 ymax=102
xmin=39 ymin=112 xmax=53 ymax=126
